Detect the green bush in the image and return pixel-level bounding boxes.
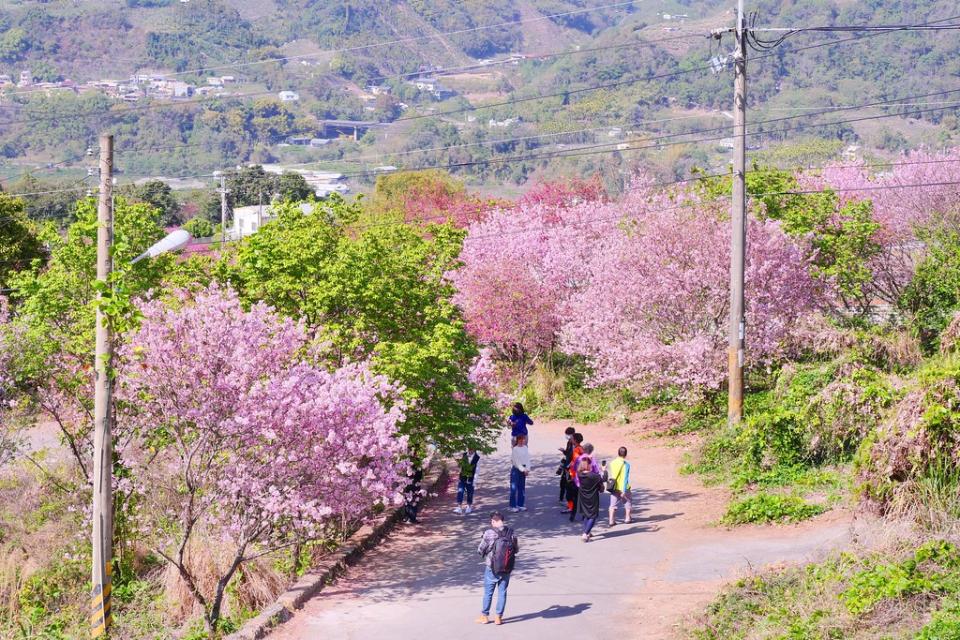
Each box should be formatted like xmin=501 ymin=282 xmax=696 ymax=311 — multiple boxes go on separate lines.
xmin=722 ymin=492 xmax=826 ymax=525
xmin=901 ymin=227 xmax=960 ymax=354
xmin=842 ymin=541 xmax=960 ymax=615
xmin=857 ymin=359 xmax=960 ymax=518
xmin=689 ymin=543 xmax=960 ymax=639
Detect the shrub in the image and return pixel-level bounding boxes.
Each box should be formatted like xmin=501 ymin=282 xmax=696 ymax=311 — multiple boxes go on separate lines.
xmin=722 ymin=493 xmax=826 ymax=525
xmin=857 ymin=360 xmax=960 ymax=517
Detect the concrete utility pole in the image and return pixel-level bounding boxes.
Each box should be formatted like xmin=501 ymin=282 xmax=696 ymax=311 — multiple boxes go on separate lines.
xmin=91 ymin=133 xmax=114 ymax=639
xmin=216 ymin=172 xmax=230 ymax=244
xmin=728 ymin=0 xmax=747 ymax=424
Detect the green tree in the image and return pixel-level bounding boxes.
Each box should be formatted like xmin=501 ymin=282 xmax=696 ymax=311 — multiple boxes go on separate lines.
xmin=7 ymin=175 xmax=86 ymax=225
xmin=0 ymin=194 xmax=45 ymax=290
xmin=182 ymin=216 xmax=214 ymax=238
xmin=6 ymin=196 xmax=172 ymax=475
xmin=0 ymin=27 xmax=29 ymax=63
xmin=222 ymin=196 xmax=498 ymax=457
xmin=120 ymin=180 xmax=181 ymax=226
xmin=901 ymin=227 xmax=960 ymax=353
xmin=276 ymin=172 xmax=313 ymax=202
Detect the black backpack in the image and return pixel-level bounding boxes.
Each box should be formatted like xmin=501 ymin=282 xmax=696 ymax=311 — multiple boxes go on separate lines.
xmin=490 ymin=526 xmax=516 ymax=576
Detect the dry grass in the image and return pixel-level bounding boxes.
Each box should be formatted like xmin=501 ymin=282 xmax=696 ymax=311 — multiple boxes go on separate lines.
xmin=159 ymin=531 xmax=289 ymax=627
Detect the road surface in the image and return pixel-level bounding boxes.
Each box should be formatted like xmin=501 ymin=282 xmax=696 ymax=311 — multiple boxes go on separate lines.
xmin=272 ymin=420 xmax=852 ymax=639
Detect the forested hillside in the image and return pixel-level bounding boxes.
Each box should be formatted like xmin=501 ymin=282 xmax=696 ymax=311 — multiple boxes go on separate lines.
xmin=0 ymin=0 xmax=957 ymax=202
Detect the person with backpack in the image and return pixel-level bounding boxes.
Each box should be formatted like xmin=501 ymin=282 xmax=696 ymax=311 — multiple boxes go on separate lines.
xmin=509 ymin=434 xmax=530 ymax=512
xmin=576 ymin=457 xmax=605 ymax=542
xmin=606 ymin=446 xmax=632 ymax=525
xmin=454 ymin=448 xmax=481 ymax=515
xmin=509 ymin=402 xmax=533 ymax=446
xmin=477 ymin=511 xmax=519 ymax=625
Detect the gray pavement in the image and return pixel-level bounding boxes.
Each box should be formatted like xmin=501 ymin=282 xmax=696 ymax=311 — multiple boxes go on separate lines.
xmin=271 ymin=421 xmax=852 ymax=640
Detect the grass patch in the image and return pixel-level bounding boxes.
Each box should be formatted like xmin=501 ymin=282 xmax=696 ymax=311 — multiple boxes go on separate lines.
xmin=721 ymin=492 xmax=826 ymax=525
xmin=689 ymin=541 xmax=960 ymax=639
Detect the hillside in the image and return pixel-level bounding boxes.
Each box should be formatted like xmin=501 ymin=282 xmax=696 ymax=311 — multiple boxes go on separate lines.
xmin=0 ymin=0 xmax=957 ymax=202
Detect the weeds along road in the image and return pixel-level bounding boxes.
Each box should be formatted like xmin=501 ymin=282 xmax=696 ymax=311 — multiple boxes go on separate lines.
xmin=271 ymin=420 xmax=853 ymax=640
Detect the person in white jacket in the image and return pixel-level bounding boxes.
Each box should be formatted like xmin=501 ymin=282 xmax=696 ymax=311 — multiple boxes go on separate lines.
xmin=509 ymin=434 xmax=531 ymax=512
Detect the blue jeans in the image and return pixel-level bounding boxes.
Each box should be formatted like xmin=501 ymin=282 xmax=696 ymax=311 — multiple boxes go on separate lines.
xmin=481 ymin=566 xmax=510 ymax=616
xmin=583 ymin=516 xmax=597 ymax=536
xmin=457 ymin=478 xmax=475 ymax=505
xmin=509 ymin=468 xmax=526 ymax=508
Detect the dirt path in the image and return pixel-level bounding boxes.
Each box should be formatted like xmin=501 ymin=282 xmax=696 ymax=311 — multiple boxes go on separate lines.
xmin=271 ymin=419 xmax=854 ymax=640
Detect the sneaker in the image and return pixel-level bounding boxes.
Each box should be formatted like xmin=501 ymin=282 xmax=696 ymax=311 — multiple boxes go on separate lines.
xmin=464 ymin=505 xmax=473 ymax=515
xmin=509 ymin=507 xmax=520 ymax=513
xmin=453 ymin=506 xmax=462 ymax=514
xmin=494 ymin=615 xmax=503 ymax=625
xmin=560 ymin=509 xmax=572 ymax=514
xmin=517 ymin=506 xmax=527 ymax=512
xmin=581 ymin=533 xmax=589 ymax=542
xmin=475 ymin=615 xmax=490 ymax=625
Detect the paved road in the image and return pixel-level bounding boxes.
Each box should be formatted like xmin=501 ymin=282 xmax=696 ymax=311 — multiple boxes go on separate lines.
xmin=272 ymin=421 xmax=852 ymax=640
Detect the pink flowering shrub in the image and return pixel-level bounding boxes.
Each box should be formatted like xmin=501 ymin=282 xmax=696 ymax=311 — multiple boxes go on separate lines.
xmin=116 ymin=283 xmax=409 ymax=631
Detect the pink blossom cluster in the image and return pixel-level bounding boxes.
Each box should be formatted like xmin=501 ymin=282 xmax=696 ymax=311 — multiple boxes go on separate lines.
xmin=452 ymin=177 xmax=819 ymax=393
xmin=117 ymin=284 xmax=410 ymax=547
xmin=798 ymin=148 xmax=960 ymax=305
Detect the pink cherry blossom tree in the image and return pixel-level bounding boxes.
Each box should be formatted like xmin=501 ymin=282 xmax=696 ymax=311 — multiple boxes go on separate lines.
xmin=797 ymin=148 xmax=960 ymax=307
xmin=559 ymin=187 xmax=817 ymax=394
xmin=452 ymin=175 xmax=820 ymax=395
xmin=116 ymin=284 xmax=409 ymax=631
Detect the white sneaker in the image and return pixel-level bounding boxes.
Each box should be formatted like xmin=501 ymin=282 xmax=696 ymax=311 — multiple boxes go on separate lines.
xmin=464 ymin=505 xmax=473 ymax=514
xmin=509 ymin=507 xmax=520 ymax=513
xmin=517 ymin=507 xmax=527 ymax=512
xmin=453 ymin=506 xmax=462 ymax=514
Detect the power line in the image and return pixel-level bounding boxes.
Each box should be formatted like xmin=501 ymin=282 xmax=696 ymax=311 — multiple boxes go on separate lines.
xmin=141 ymin=0 xmax=642 ymax=80
xmin=0 ymin=30 xmax=701 ymax=103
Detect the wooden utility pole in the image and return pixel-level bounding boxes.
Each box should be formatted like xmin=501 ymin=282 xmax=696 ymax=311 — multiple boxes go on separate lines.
xmin=728 ymin=0 xmax=747 ymax=424
xmin=91 ymin=133 xmax=114 ymax=639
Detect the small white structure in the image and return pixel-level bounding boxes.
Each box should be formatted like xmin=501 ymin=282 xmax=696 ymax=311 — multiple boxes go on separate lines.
xmin=232 ymin=202 xmax=313 ymax=239
xmin=18 ymin=70 xmax=31 ymax=87
xmin=278 ymin=90 xmax=300 ymax=102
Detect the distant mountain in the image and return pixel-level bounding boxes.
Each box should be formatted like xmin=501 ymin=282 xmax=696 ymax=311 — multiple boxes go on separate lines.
xmin=0 ymin=0 xmax=956 ymax=196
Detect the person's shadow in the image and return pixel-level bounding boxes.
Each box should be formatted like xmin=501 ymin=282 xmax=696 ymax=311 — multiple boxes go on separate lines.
xmin=503 ymin=603 xmax=592 ymax=624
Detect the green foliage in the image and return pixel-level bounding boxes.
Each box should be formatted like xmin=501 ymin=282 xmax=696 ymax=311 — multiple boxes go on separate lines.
xmin=901 ymin=227 xmax=960 ymax=353
xmin=842 ymin=541 xmax=960 ymax=616
xmin=119 ymin=180 xmax=181 ymax=227
xmin=0 ymin=194 xmax=45 ymax=290
xmin=721 ymin=492 xmax=825 ymax=525
xmin=917 ymin=599 xmax=960 ymax=640
xmin=182 ymin=216 xmax=214 ymax=239
xmin=0 ymin=27 xmax=30 ymax=63
xmin=689 ymin=543 xmax=960 ymax=640
xmin=519 ymin=354 xmax=645 ymax=424
xmin=223 ymin=196 xmax=498 ymax=456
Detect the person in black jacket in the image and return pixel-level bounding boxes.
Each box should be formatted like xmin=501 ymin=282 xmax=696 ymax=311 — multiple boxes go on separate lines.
xmin=455 ymin=449 xmax=480 ymax=515
xmin=557 ymin=426 xmax=576 ymax=502
xmin=402 ymin=467 xmax=424 ymax=524
xmin=576 ymin=457 xmax=605 ymax=542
